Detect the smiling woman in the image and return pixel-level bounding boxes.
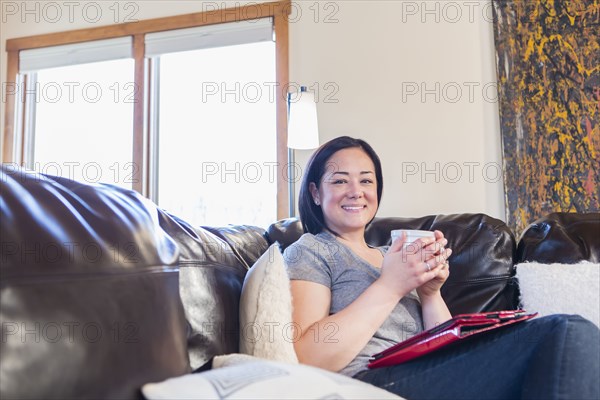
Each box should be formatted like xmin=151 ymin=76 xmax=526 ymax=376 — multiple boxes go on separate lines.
xmin=288 ymin=136 xmax=452 ymax=375
xmin=284 ymin=135 xmax=600 ymax=400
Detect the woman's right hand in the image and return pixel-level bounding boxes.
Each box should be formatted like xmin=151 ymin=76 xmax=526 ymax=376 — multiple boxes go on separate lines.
xmin=377 ymin=231 xmax=442 ymax=298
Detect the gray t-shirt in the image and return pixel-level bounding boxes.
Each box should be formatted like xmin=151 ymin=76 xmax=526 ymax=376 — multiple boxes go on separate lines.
xmin=283 ymin=231 xmax=424 ymax=377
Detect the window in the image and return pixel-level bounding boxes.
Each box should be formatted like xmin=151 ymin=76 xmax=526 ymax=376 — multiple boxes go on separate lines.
xmin=3 ymin=1 xmax=291 ymax=224
xmin=146 ymin=18 xmax=277 ymax=226
xmin=157 ymin=41 xmax=276 ymax=226
xmin=18 ymin=37 xmax=135 ymax=188
xmin=32 ymin=60 xmax=135 ymax=188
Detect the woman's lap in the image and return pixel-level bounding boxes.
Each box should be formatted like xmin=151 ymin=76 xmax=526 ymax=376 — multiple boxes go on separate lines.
xmin=354 ymin=314 xmax=599 ymax=400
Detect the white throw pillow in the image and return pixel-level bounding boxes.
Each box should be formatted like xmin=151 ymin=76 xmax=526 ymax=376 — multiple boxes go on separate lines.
xmin=142 ymin=355 xmax=404 ymax=400
xmin=516 ymin=261 xmax=599 ymax=327
xmin=239 ymin=243 xmax=298 ymax=363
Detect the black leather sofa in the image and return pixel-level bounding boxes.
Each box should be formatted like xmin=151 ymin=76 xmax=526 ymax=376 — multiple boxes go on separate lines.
xmin=1 ymin=165 xmax=598 ymax=399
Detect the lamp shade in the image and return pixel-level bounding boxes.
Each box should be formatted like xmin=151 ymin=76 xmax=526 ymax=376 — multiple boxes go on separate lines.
xmin=287 ymin=89 xmax=319 ymax=149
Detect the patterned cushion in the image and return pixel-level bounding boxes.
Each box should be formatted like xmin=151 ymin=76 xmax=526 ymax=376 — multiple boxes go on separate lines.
xmin=142 ymin=355 xmax=403 ymax=399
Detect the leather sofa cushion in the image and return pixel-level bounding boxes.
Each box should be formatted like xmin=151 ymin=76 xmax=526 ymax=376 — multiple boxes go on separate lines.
xmin=203 ymin=225 xmax=270 ymax=269
xmin=0 ymin=166 xmax=190 ymax=399
xmin=517 ymin=212 xmax=600 ymax=264
xmin=267 ymin=214 xmax=518 ymax=314
xmin=164 ymin=224 xmax=270 ymax=370
xmin=157 ymin=213 xmax=249 ymax=369
xmin=265 ymin=217 xmax=304 ymax=251
xmin=366 ymin=214 xmax=518 ymax=314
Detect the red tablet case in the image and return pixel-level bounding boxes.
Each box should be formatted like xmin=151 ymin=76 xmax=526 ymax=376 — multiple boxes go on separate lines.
xmin=368 ymin=310 xmax=537 ymax=368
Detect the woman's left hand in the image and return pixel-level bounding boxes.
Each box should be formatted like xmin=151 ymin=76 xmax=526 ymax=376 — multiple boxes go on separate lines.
xmin=416 ymin=230 xmax=452 ymax=299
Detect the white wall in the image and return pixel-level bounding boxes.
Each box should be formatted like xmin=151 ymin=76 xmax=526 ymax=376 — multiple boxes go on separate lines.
xmin=1 ymin=0 xmax=505 ymax=221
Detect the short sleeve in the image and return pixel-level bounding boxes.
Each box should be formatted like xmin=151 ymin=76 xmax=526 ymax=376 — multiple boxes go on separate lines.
xmin=283 ymin=234 xmax=333 ymax=289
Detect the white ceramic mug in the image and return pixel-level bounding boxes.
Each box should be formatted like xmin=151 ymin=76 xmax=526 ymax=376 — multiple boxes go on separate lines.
xmin=391 ymin=229 xmax=435 ymax=249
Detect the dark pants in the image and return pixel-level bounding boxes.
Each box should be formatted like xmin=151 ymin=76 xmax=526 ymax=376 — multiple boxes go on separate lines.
xmin=354 ymin=315 xmax=600 ymax=400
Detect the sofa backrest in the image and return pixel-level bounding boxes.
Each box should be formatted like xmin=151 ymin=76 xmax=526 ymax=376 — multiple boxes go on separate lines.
xmin=517 ymin=212 xmax=600 ymax=263
xmin=156 ymin=213 xmax=253 ymax=371
xmin=158 ymin=217 xmax=272 ymax=370
xmin=0 ymin=166 xmax=190 ymax=399
xmin=202 ymin=225 xmax=270 ymax=270
xmin=267 ymin=214 xmax=518 ymax=315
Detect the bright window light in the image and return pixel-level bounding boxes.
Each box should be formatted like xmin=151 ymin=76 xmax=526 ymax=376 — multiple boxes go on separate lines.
xmin=32 ymin=59 xmax=135 ymax=189
xmin=157 ymin=41 xmax=276 ymax=228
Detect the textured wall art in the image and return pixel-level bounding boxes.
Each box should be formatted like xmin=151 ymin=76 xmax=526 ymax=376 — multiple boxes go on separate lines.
xmin=492 ymin=0 xmax=599 ymax=235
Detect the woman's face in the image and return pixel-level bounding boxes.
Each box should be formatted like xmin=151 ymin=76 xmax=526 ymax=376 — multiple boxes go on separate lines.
xmin=310 ymin=147 xmax=379 ymax=236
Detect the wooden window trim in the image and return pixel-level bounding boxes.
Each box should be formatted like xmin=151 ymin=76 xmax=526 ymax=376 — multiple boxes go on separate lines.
xmin=3 ymin=0 xmax=291 ymax=220
xmin=4 ymin=51 xmax=19 ymax=163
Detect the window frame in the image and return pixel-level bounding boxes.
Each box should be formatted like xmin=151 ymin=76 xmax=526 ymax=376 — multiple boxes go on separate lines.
xmin=2 ymin=0 xmax=291 ymax=220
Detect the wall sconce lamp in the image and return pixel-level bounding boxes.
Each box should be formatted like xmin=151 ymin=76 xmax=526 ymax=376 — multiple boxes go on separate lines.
xmin=287 ymin=86 xmax=319 ymax=218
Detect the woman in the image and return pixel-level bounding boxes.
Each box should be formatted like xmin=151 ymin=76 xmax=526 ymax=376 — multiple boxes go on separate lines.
xmin=283 ymin=136 xmax=599 ymax=399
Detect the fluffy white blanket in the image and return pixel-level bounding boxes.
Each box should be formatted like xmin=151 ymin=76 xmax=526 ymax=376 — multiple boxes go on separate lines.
xmin=516 ymin=261 xmax=599 ymax=327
